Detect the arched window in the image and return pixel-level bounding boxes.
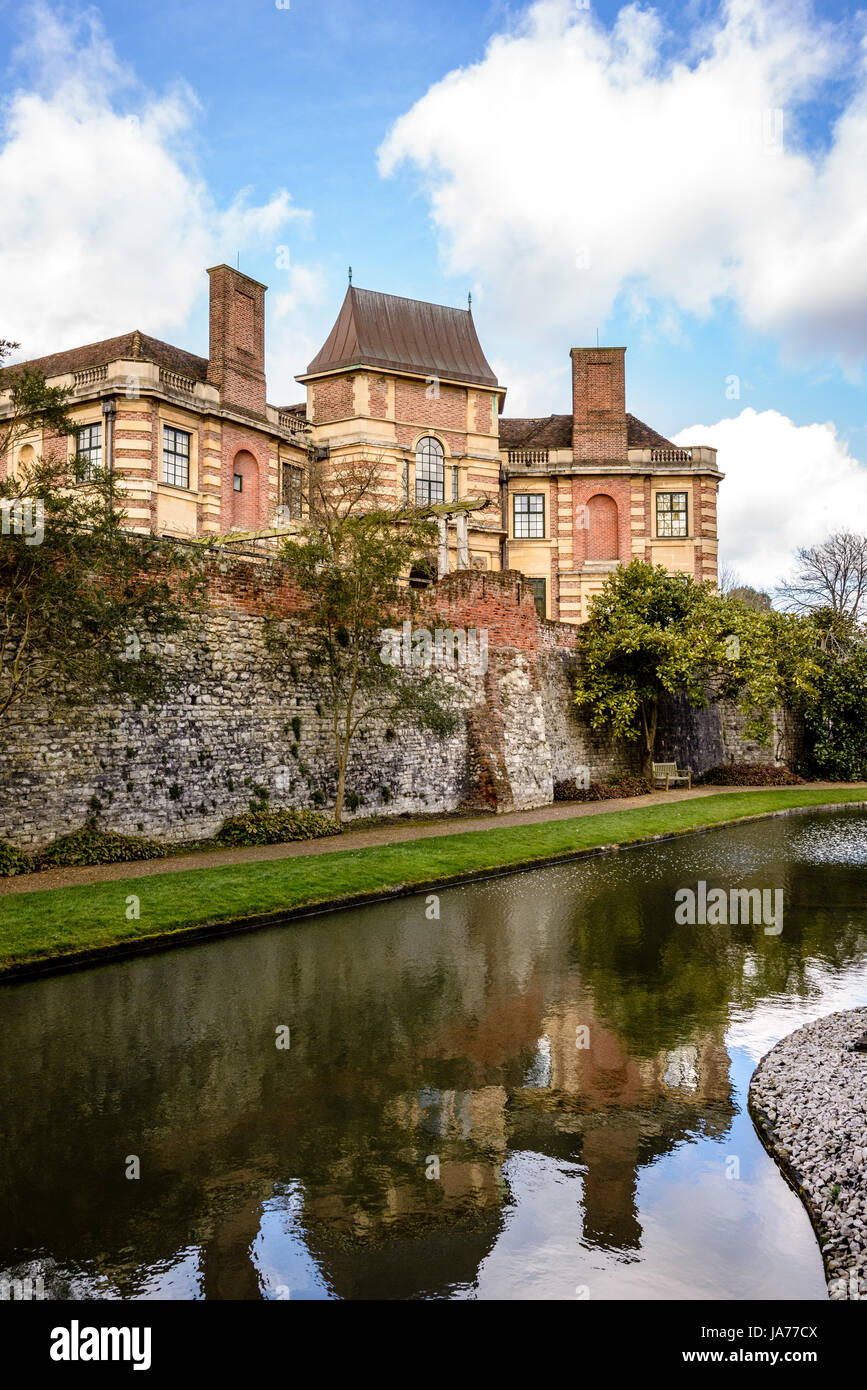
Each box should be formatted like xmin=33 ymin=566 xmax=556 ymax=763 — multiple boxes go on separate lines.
xmin=587 ymin=493 xmax=619 ymax=561
xmin=415 ymin=436 xmax=445 ymax=506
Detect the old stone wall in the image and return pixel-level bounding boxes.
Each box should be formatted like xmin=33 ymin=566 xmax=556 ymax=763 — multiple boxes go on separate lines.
xmin=536 ymin=648 xmax=642 ymax=785
xmin=656 ymin=689 xmax=800 ymax=774
xmin=0 ymin=563 xmax=617 ymax=848
xmin=0 ymin=560 xmax=790 ymax=850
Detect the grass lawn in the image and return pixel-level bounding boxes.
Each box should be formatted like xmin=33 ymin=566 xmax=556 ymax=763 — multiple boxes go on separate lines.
xmin=2 ymin=787 xmax=866 ymax=977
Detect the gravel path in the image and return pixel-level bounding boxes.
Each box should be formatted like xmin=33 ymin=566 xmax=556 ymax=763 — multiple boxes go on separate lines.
xmin=749 ymin=1008 xmax=867 ymax=1300
xmin=1 ymin=782 xmax=862 ymax=897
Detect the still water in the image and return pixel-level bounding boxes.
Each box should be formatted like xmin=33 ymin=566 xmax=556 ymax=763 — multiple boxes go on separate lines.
xmin=2 ymin=806 xmax=867 ymax=1301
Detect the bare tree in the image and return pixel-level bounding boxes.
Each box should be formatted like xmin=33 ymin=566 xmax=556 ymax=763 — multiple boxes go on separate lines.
xmin=777 ymin=532 xmax=867 ymax=620
xmin=716 ymin=559 xmax=742 ymax=595
xmin=308 ymin=450 xmax=393 ymax=535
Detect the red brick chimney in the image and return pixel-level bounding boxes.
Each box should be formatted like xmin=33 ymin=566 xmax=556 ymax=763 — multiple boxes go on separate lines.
xmin=570 ymin=347 xmax=627 ymax=462
xmin=207 ymin=264 xmax=267 ymax=415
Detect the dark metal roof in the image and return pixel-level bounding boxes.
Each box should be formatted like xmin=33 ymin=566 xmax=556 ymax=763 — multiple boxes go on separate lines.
xmin=1 ymin=331 xmax=209 ymax=385
xmin=499 ymin=412 xmax=675 ymax=450
xmin=301 ymin=287 xmax=499 ymax=388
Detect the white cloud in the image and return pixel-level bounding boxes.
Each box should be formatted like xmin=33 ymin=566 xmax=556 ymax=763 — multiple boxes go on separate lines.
xmin=0 ymin=4 xmax=311 ymax=358
xmin=489 ymin=357 xmax=569 ymax=416
xmin=271 ymin=263 xmax=329 ymax=322
xmin=378 ymin=0 xmax=867 ymax=367
xmin=673 ymin=408 xmax=867 ymax=590
xmin=264 ymin=262 xmax=333 ymax=406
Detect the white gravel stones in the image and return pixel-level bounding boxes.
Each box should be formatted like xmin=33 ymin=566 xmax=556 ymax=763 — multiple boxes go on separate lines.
xmin=749 ymin=1007 xmax=867 ymax=1300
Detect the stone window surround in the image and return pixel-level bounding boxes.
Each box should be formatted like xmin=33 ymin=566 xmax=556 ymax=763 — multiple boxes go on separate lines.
xmin=655 ymin=488 xmax=689 ymax=539
xmin=158 ymin=407 xmax=199 ymax=494
xmin=513 ymin=491 xmax=546 ymax=539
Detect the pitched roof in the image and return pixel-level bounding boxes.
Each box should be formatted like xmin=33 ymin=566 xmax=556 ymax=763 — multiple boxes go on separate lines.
xmin=499 ymin=415 xmax=572 ymax=448
xmin=301 ymin=286 xmax=499 ymax=389
xmin=625 ymin=413 xmax=676 ymax=449
xmin=1 ymin=331 xmax=209 ymax=384
xmin=498 ymin=412 xmax=675 ymax=451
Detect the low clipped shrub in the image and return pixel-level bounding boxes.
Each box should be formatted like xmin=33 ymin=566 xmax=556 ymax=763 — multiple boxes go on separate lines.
xmin=0 ymin=840 xmax=34 ymax=877
xmin=699 ymin=762 xmax=803 ymax=787
xmin=33 ymin=822 xmax=167 ymax=869
xmin=214 ymin=806 xmax=341 ymax=847
xmin=553 ymin=775 xmax=653 ymax=802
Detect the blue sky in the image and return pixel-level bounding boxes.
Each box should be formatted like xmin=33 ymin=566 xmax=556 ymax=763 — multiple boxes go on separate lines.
xmin=1 ymin=0 xmax=866 ymax=585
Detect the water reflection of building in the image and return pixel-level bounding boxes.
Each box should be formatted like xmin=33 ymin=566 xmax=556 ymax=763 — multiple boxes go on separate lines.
xmin=294 ymin=986 xmax=733 ymax=1294
xmin=0 ymin=864 xmax=740 ymax=1301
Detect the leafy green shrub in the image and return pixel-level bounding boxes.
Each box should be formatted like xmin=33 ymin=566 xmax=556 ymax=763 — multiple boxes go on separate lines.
xmin=699 ymin=763 xmax=803 ymax=786
xmin=0 ymin=840 xmax=34 ymax=877
xmin=34 ymin=822 xmax=167 ymax=869
xmin=214 ymin=806 xmax=340 ymax=847
xmin=803 ymin=644 xmax=867 ymax=781
xmin=553 ymin=775 xmax=653 ymax=802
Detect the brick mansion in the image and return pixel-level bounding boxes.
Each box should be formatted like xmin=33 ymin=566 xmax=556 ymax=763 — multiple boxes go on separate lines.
xmin=0 ymin=264 xmax=722 ymax=624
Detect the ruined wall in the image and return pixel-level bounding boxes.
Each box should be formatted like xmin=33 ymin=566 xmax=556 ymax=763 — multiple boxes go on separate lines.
xmin=1 ymin=564 xmax=635 ymax=849
xmin=0 ymin=561 xmax=787 ymax=851
xmin=1 ymin=597 xmax=470 ymax=849
xmin=537 ymin=648 xmax=642 ymax=785
xmin=656 ymin=690 xmax=799 ymax=774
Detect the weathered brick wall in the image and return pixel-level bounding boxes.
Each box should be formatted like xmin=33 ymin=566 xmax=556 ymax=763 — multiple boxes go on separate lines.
xmin=220 ymin=421 xmax=270 ymax=530
xmin=206 ymin=266 xmax=267 ymax=417
xmin=311 ymin=375 xmax=354 ymax=424
xmin=395 ymin=379 xmax=467 ymax=436
xmin=571 ymin=347 xmax=628 ymax=460
xmin=368 ymin=374 xmax=388 ymax=419
xmin=422 ymin=570 xmax=547 ymax=651
xmin=570 ymin=477 xmax=633 ymax=566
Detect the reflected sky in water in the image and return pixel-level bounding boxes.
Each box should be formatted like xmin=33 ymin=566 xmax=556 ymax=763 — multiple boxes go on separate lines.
xmin=2 ymin=805 xmax=866 ymax=1300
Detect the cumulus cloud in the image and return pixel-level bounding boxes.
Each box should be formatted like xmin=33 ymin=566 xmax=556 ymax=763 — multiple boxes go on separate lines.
xmin=379 ymin=0 xmax=867 ymax=366
xmin=673 ymin=409 xmax=867 ymax=590
xmin=0 ymin=4 xmax=311 ymax=358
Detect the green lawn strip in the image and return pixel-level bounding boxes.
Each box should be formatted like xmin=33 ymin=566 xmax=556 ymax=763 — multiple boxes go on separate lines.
xmin=2 ymin=788 xmax=866 ymax=975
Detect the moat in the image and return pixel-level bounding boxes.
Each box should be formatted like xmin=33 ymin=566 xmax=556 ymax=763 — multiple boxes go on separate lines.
xmin=2 ymin=805 xmax=866 ymax=1300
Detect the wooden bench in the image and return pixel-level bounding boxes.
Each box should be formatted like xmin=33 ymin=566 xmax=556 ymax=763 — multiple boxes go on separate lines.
xmin=652 ymin=761 xmax=692 ymax=791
